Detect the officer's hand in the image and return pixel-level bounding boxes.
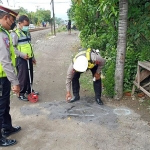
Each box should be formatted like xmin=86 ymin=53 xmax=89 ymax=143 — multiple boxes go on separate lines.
xmin=12 ymin=85 xmax=20 ymax=96
xmin=32 ymin=59 xmax=36 ymax=65
xmin=66 ymin=92 xmax=72 ymax=102
xmin=24 ymin=54 xmax=29 ymax=60
xmin=94 ymin=73 xmax=101 ymax=80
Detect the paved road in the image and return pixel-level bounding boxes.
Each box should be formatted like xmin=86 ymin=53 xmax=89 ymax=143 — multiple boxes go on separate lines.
xmin=2 ymin=30 xmax=150 ymax=150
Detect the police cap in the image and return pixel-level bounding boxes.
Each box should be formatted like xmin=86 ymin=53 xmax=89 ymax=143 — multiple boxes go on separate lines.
xmin=0 ymin=4 xmax=20 ymax=17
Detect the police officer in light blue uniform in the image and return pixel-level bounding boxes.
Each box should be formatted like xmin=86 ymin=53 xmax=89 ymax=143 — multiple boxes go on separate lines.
xmin=0 ymin=4 xmax=21 ymax=147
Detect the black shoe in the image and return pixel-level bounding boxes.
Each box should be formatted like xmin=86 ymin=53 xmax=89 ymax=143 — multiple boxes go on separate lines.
xmin=0 ymin=137 xmax=17 ymax=147
xmin=18 ymin=95 xmax=28 ymax=101
xmin=26 ymin=91 xmax=39 ymax=95
xmin=95 ymin=98 xmax=103 ymax=105
xmin=33 ymin=91 xmax=39 ymax=95
xmin=69 ymin=96 xmax=80 ymax=103
xmin=2 ymin=126 xmax=21 ymax=137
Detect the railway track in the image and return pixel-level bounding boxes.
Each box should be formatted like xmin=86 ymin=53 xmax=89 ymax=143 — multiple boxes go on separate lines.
xmin=29 ymin=27 xmax=50 ymax=32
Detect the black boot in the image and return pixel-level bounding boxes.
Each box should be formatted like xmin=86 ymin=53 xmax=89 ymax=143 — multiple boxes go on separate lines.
xmin=69 ymin=95 xmax=80 ymax=103
xmin=71 ymin=72 xmax=81 ymax=103
xmin=18 ymin=95 xmax=28 ymax=101
xmin=95 ymin=98 xmax=103 ymax=105
xmin=0 ymin=137 xmax=17 ymax=147
xmin=2 ymin=126 xmax=21 ymax=137
xmin=92 ymin=77 xmax=103 ymax=105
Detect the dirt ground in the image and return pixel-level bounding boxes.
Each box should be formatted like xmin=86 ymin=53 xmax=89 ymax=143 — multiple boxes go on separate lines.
xmin=2 ymin=29 xmax=150 ymax=150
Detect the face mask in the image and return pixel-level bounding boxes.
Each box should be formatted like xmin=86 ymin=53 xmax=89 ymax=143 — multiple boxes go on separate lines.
xmin=22 ymin=26 xmax=29 ymax=32
xmin=10 ymin=22 xmax=16 ymax=30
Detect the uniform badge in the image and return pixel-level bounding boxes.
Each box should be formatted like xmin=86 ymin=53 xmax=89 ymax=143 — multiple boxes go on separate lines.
xmin=3 ymin=38 xmax=10 ymax=48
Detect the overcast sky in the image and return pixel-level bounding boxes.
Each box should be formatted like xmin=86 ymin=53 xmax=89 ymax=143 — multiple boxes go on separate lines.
xmin=1 ymin=0 xmax=71 ymax=20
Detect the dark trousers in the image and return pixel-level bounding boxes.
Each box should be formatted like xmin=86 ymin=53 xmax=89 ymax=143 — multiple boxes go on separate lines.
xmin=72 ymin=65 xmax=102 ymax=98
xmin=16 ymin=57 xmax=33 ymax=96
xmin=0 ymin=77 xmax=12 ymax=138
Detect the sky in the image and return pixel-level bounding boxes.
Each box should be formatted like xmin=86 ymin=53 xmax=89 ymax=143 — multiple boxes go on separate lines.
xmin=1 ymin=0 xmax=71 ymax=20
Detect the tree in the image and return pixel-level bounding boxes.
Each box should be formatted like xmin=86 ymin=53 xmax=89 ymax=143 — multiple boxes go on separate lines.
xmin=67 ymin=8 xmax=72 ymax=20
xmin=35 ymin=9 xmax=51 ymax=25
xmin=70 ymin=0 xmax=150 ymax=98
xmin=55 ymin=18 xmax=64 ymax=25
xmin=115 ymin=0 xmax=128 ymax=100
xmin=18 ymin=8 xmax=51 ymax=25
xmin=19 ymin=7 xmax=28 ymax=16
xmin=73 ymin=0 xmax=82 ymax=5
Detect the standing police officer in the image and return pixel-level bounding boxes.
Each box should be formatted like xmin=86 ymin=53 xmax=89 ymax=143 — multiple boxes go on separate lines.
xmin=66 ymin=48 xmax=105 ymax=105
xmin=0 ymin=4 xmax=21 ymax=147
xmin=11 ymin=15 xmax=38 ymax=101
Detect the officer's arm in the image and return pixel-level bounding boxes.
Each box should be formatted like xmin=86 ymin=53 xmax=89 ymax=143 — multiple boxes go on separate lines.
xmin=66 ymin=63 xmax=74 ymax=92
xmin=96 ymin=55 xmax=105 ymax=73
xmin=29 ymin=32 xmax=36 ymax=61
xmin=10 ymin=32 xmax=26 ymax=58
xmin=91 ymin=52 xmax=106 ymax=73
xmin=0 ymin=33 xmax=19 ymax=86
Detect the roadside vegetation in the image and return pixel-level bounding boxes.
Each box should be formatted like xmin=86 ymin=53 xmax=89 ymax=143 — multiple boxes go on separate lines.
xmin=19 ymin=7 xmax=64 ymax=27
xmin=68 ymin=0 xmax=150 ymax=98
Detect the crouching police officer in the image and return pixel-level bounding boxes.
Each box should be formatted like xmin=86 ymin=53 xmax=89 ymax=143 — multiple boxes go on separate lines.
xmin=0 ymin=4 xmax=21 ymax=147
xmin=66 ymin=48 xmax=105 ymax=105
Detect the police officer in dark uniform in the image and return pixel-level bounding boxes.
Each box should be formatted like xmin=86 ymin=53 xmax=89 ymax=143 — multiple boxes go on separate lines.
xmin=66 ymin=48 xmax=105 ymax=105
xmin=0 ymin=4 xmax=21 ymax=147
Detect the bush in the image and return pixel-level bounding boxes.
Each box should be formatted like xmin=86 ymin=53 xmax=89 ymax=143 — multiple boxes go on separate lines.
xmin=123 ymin=44 xmax=138 ymax=92
xmin=103 ymin=61 xmax=115 ymax=97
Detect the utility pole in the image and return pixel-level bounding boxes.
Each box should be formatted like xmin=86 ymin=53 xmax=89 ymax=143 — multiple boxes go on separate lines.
xmin=51 ymin=0 xmax=56 ymax=36
xmin=7 ymin=0 xmax=9 ymax=5
xmin=13 ymin=0 xmax=15 ymax=7
xmin=36 ymin=5 xmax=39 ymax=10
xmin=50 ymin=1 xmax=53 ymax=35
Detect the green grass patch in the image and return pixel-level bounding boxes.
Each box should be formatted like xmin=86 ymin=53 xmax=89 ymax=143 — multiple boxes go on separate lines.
xmin=79 ymin=70 xmax=94 ymax=95
xmin=142 ymin=98 xmax=150 ymax=106
xmin=56 ymin=26 xmax=67 ymax=33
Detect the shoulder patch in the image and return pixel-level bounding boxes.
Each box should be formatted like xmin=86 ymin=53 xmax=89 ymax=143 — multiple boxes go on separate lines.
xmin=3 ymin=38 xmax=10 ymax=48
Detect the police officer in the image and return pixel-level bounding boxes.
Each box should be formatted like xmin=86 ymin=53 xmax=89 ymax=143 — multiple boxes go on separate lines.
xmin=66 ymin=48 xmax=105 ymax=105
xmin=11 ymin=15 xmax=38 ymax=101
xmin=0 ymin=4 xmax=21 ymax=147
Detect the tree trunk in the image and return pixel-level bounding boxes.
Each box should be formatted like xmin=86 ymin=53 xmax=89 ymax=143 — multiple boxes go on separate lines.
xmin=114 ymin=0 xmax=128 ymax=100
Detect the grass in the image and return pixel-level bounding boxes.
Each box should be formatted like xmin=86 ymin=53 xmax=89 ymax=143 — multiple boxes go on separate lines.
xmin=142 ymin=98 xmax=150 ymax=106
xmin=47 ymin=26 xmax=67 ymax=37
xmin=56 ymin=26 xmax=67 ymax=33
xmin=79 ymin=70 xmax=94 ymax=95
